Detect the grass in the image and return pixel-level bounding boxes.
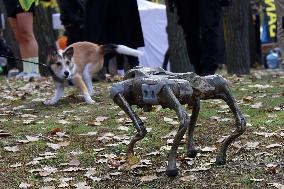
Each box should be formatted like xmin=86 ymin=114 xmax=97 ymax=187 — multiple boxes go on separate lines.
xmin=0 ymin=69 xmax=284 ymax=188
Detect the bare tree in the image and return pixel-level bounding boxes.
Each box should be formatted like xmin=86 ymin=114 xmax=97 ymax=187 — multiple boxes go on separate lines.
xmin=224 ymin=0 xmax=251 ymax=75
xmin=164 ymin=0 xmax=194 ymax=73
xmin=34 ymin=4 xmax=58 ymax=76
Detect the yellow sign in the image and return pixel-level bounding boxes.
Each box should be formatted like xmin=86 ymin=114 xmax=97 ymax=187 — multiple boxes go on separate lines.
xmin=265 ymin=0 xmax=277 ymax=38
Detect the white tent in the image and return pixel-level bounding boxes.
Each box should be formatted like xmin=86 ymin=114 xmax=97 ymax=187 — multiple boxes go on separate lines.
xmin=52 ymin=0 xmax=169 ymax=68
xmin=137 ymin=0 xmax=168 ymax=68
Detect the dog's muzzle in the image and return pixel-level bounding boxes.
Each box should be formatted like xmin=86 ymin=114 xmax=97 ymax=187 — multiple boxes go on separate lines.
xmin=64 ymin=71 xmax=69 ymax=78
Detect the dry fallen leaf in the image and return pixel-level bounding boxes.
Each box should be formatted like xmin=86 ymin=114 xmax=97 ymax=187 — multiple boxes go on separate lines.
xmin=10 ymin=163 xmax=22 ymax=168
xmin=39 ymin=186 xmax=56 ymax=189
xmin=4 ymin=146 xmax=19 ymax=152
xmin=117 ymin=126 xmax=129 ymax=131
xmin=251 ymin=102 xmax=263 ymax=109
xmin=250 ymin=178 xmax=264 ymax=182
xmin=95 ymin=116 xmax=109 ymax=122
xmin=109 ymin=172 xmax=122 ymax=176
xmin=253 ymin=132 xmax=277 ymax=138
xmin=49 ymin=128 xmax=62 ymax=135
xmin=47 ymin=141 xmax=70 ymax=150
xmin=38 ymin=167 xmax=58 ymax=177
xmin=201 ymin=146 xmax=217 ymax=152
xmin=88 ymin=176 xmax=102 ymax=182
xmin=0 ymin=130 xmax=11 ymax=137
xmin=245 ymin=142 xmax=260 ymax=149
xmin=79 ymin=132 xmax=97 ymax=136
xmin=58 ymin=120 xmax=70 ymax=125
xmin=146 ymin=151 xmax=160 ymax=156
xmin=189 ymin=167 xmax=211 ymax=172
xmin=58 ymin=177 xmax=73 ymax=188
xmin=61 ymin=167 xmax=84 ymax=172
xmin=140 ymin=175 xmax=158 ymax=182
xmin=217 ymin=136 xmax=229 ymax=143
xmin=84 ymin=168 xmax=97 ymax=178
xmin=266 ymin=143 xmax=282 ymax=149
xmin=26 ymin=135 xmax=40 ymax=142
xmin=74 ymin=182 xmax=91 ymax=189
xmin=242 ymin=96 xmax=254 ymax=102
xmin=69 ymin=158 xmax=80 ymax=166
xmin=97 ymin=132 xmax=115 ymax=143
xmin=266 ymin=163 xmax=279 ymax=174
xmin=19 ymin=183 xmax=32 ymax=189
xmin=268 ymin=183 xmax=284 ymax=189
xmin=47 ymin=143 xmax=61 ymax=150
xmin=23 ymin=119 xmax=35 ymax=125
xmin=107 ymin=158 xmax=121 ymax=168
xmin=179 ymin=175 xmax=197 ymax=182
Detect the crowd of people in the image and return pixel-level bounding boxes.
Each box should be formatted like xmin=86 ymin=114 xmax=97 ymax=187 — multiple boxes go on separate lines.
xmin=57 ymin=0 xmax=230 ymax=77
xmin=1 ymin=0 xmax=284 ymax=79
xmin=1 ymin=0 xmax=145 ymax=78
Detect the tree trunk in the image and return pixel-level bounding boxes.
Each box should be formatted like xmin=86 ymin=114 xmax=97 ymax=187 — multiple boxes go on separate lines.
xmin=224 ymin=0 xmax=250 ymax=75
xmin=164 ymin=0 xmax=194 ymax=73
xmin=34 ymin=5 xmax=58 ymax=76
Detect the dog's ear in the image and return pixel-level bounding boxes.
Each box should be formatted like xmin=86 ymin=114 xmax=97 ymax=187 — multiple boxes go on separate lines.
xmin=47 ymin=45 xmax=61 ymax=64
xmin=63 ymin=47 xmax=74 ymax=60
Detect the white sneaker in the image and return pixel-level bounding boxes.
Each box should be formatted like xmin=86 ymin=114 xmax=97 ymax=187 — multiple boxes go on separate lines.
xmin=7 ymin=69 xmax=20 ymax=78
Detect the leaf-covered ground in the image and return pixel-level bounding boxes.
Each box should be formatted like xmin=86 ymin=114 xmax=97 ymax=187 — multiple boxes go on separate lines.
xmin=0 ymin=69 xmax=283 ymax=189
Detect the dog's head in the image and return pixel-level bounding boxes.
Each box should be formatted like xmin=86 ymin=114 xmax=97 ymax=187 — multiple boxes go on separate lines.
xmin=47 ymin=46 xmax=74 ymax=80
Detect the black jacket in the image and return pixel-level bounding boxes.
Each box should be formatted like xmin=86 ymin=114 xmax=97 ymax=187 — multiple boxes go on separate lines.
xmin=57 ymin=0 xmax=85 ymax=29
xmin=84 ymin=0 xmax=144 ymax=48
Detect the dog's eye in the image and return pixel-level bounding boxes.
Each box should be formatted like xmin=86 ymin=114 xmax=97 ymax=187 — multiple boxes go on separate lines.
xmin=66 ymin=61 xmax=70 ymax=65
xmin=56 ymin=62 xmax=61 ymax=66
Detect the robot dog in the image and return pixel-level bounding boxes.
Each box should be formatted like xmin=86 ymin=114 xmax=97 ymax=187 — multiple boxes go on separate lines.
xmin=110 ymin=67 xmax=246 ymax=177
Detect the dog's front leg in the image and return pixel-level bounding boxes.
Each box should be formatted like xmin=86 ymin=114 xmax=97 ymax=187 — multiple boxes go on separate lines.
xmin=73 ymin=74 xmax=95 ymax=104
xmin=44 ymin=82 xmax=64 ymax=105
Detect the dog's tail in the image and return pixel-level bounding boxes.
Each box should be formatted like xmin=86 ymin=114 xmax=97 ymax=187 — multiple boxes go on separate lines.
xmin=101 ymin=44 xmax=143 ymax=57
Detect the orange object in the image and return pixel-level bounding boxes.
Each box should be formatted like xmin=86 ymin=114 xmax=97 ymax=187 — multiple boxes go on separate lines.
xmin=57 ymin=35 xmax=67 ymax=50
xmin=49 ymin=127 xmax=62 ymax=136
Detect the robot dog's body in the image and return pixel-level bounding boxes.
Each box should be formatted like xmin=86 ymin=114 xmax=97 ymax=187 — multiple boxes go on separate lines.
xmin=110 ymin=67 xmax=246 ymax=177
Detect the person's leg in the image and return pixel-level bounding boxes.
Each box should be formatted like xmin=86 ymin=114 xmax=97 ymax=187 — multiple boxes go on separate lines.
xmin=15 ymin=12 xmax=39 ymax=74
xmin=199 ymin=0 xmax=222 ymax=76
xmin=15 ymin=12 xmax=38 ymax=59
xmin=108 ymin=57 xmax=118 ymax=76
xmin=124 ymin=56 xmax=139 ymax=73
xmin=275 ymin=0 xmax=284 ymax=56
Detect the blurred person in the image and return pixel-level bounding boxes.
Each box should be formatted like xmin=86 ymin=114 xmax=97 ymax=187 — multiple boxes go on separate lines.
xmin=0 ymin=29 xmax=19 ymax=76
xmin=170 ymin=0 xmax=231 ymax=76
xmin=3 ymin=0 xmax=39 ymax=77
xmin=84 ymin=0 xmax=144 ymax=76
xmin=57 ymin=0 xmax=86 ymax=46
xmin=275 ymin=0 xmax=284 ymax=58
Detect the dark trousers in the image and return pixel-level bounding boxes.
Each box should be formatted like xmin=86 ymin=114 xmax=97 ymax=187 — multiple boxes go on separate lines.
xmin=176 ymin=0 xmax=222 ymax=76
xmin=104 ymin=54 xmax=139 ymax=73
xmin=65 ymin=26 xmax=84 ymax=46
